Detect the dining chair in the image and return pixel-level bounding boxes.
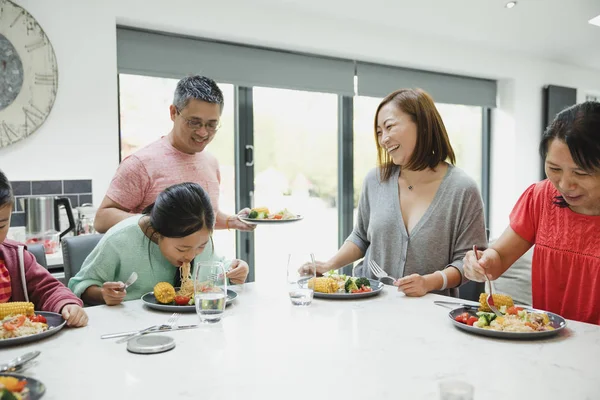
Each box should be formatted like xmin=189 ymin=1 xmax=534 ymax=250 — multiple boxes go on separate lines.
xmin=61 ymin=234 xmax=104 ymax=282
xmin=27 ymin=243 xmax=48 ymax=270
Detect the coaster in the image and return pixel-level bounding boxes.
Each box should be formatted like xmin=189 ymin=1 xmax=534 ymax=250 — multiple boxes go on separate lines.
xmin=126 ymin=335 xmax=176 ymax=355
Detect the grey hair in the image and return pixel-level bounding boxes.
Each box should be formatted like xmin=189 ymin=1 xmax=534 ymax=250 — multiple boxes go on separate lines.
xmin=173 ymin=75 xmax=224 ymax=113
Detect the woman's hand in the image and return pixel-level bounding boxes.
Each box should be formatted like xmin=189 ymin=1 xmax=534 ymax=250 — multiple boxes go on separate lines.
xmin=226 ymin=259 xmax=249 ymax=284
xmin=61 ymin=304 xmax=89 ymax=327
xmin=101 ymin=282 xmax=127 ymax=306
xmin=394 ymin=274 xmax=430 ymax=297
xmin=463 ymin=248 xmax=500 ymax=282
xmin=229 ymin=209 xmax=257 ymax=232
xmin=300 ymin=260 xmax=331 ymax=276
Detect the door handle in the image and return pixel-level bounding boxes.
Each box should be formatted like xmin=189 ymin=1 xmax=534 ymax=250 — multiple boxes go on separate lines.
xmin=245 ymin=145 xmax=254 ymax=167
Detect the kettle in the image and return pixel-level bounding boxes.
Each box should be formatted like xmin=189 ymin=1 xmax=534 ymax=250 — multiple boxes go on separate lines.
xmin=20 ymin=196 xmax=76 ymax=240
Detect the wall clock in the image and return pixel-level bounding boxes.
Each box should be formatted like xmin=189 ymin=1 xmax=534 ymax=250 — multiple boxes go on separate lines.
xmin=0 ymin=0 xmax=57 ymax=148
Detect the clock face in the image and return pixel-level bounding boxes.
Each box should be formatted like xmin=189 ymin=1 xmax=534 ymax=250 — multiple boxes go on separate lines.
xmin=0 ymin=0 xmax=58 ymax=148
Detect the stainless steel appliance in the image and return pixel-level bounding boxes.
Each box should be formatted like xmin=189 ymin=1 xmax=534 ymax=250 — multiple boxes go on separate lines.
xmin=20 ymin=196 xmax=76 ymax=239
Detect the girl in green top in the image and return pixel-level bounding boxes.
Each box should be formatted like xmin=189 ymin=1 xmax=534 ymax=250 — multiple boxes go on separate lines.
xmin=68 ymin=183 xmax=249 ymax=306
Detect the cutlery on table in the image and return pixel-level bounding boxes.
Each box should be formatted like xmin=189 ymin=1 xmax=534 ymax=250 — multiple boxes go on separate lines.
xmin=115 ymin=313 xmax=180 ymax=344
xmin=100 ymin=324 xmax=198 ymax=340
xmin=473 ymin=245 xmax=503 ymax=318
xmin=0 ymin=351 xmax=41 ymax=373
xmin=433 ymin=300 xmax=480 ymax=310
xmin=368 ymin=260 xmax=396 ymax=283
xmin=117 ymin=272 xmax=138 ymax=292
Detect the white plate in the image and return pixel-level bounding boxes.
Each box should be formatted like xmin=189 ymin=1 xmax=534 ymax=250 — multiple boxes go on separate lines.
xmin=239 ymin=215 xmax=303 ymax=224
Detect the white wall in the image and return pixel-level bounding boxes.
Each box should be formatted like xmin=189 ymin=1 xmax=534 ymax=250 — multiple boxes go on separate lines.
xmin=2 ymin=0 xmax=600 ymax=238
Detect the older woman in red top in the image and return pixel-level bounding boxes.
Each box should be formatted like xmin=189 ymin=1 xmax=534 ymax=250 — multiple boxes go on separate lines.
xmin=464 ymin=101 xmax=600 ymax=325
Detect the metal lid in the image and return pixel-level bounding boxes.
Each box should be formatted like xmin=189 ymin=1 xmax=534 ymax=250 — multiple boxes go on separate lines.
xmin=126 ymin=335 xmax=175 ymax=355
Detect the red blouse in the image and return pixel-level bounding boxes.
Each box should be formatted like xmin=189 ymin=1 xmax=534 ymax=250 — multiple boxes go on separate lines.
xmin=510 ymin=179 xmax=600 ymax=325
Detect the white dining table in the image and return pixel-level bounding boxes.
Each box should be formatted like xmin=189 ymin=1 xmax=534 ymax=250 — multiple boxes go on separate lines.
xmin=2 ymin=282 xmax=599 ymax=400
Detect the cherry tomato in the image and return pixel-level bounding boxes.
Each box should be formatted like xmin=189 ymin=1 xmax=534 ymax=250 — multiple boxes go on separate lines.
xmin=454 ymin=312 xmax=470 ymax=324
xmin=29 ymin=314 xmax=47 ymax=323
xmin=506 ymin=306 xmax=524 ymax=315
xmin=3 ymin=315 xmax=26 ymax=331
xmin=174 ymin=295 xmax=190 ymax=305
xmin=467 ymin=316 xmax=479 ymax=326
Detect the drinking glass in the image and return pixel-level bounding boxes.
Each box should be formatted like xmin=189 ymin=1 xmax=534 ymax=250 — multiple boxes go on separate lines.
xmin=287 ymin=253 xmax=316 ymax=306
xmin=194 ymin=261 xmax=227 ymax=323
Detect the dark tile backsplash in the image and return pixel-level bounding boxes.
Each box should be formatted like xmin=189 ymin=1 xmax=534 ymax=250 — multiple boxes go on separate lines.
xmin=9 ymin=212 xmax=25 ymax=228
xmin=11 ymin=181 xmax=31 ymax=196
xmin=64 ymin=180 xmax=92 ymax=194
xmin=9 ymin=179 xmax=93 ymax=228
xmin=32 ymin=180 xmax=62 ymax=195
xmin=79 ymin=194 xmax=93 ymax=205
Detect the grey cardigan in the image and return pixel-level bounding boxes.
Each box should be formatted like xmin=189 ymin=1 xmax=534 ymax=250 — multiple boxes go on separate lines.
xmin=348 ymin=164 xmax=487 ymax=296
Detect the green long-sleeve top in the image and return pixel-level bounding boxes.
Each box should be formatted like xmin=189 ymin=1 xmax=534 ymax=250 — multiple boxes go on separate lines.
xmin=68 ymin=215 xmax=229 ymax=301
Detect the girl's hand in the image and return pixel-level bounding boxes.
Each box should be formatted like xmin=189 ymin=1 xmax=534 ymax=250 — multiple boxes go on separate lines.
xmin=61 ymin=304 xmax=89 ymax=327
xmin=394 ymin=273 xmax=429 ymax=297
xmin=226 ymin=259 xmax=249 ymax=284
xmin=101 ymin=282 xmax=127 ymax=305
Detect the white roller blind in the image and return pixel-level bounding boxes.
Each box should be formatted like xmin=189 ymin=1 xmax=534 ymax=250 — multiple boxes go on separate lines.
xmin=117 ymin=28 xmax=356 ymax=96
xmin=356 ymin=62 xmax=496 ymax=107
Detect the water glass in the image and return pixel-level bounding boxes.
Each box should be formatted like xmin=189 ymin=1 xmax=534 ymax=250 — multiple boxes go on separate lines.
xmin=439 ymin=380 xmax=474 ymax=400
xmin=194 ymin=261 xmax=227 ymax=323
xmin=287 ymin=253 xmax=316 ymax=306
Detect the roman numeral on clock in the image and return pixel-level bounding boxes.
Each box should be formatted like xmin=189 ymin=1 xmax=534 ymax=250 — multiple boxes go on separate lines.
xmin=35 ymin=73 xmax=56 ymax=85
xmin=26 ymin=39 xmax=46 ymax=52
xmin=0 ymin=121 xmax=19 ymax=145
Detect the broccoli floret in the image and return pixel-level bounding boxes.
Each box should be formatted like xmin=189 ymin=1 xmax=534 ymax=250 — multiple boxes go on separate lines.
xmin=345 ymin=278 xmax=359 ymax=293
xmin=355 ymin=277 xmax=371 ymax=289
xmin=248 ymin=210 xmax=258 ymax=219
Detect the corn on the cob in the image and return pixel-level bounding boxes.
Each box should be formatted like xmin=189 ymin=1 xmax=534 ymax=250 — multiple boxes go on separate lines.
xmin=251 ymin=207 xmax=270 ymax=214
xmin=0 ymin=302 xmax=34 ymax=319
xmin=478 ymin=293 xmax=514 ymax=312
xmin=308 ymin=277 xmax=338 ymax=294
xmin=154 ymin=282 xmax=176 ymax=304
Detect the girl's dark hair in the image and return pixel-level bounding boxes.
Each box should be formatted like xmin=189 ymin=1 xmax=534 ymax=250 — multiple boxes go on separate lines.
xmin=0 ymin=169 xmax=14 ymax=208
xmin=540 ymin=101 xmax=600 ymax=207
xmin=142 ymin=182 xmax=215 ymax=238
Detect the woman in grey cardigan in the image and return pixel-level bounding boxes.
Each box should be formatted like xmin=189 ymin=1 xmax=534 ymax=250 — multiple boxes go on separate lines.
xmin=314 ymin=88 xmax=488 ymax=297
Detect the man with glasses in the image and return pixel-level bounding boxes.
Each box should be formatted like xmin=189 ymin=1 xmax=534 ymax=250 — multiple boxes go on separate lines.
xmin=94 ymin=75 xmax=255 ymax=235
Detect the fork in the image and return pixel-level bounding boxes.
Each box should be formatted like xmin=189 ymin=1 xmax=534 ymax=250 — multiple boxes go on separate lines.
xmin=115 ymin=313 xmax=180 ymax=344
xmin=117 ymin=272 xmax=138 ymax=292
xmin=473 ymin=245 xmax=503 ymax=317
xmin=368 ymin=260 xmax=396 ymax=283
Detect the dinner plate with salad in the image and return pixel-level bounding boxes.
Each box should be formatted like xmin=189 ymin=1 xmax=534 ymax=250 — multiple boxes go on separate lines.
xmin=0 ymin=373 xmax=45 ymax=400
xmin=1 ymin=310 xmax=67 ymax=348
xmin=448 ymin=301 xmax=567 ymax=339
xmin=141 ymin=288 xmax=238 ymax=312
xmin=307 ymin=272 xmax=384 ymax=299
xmin=239 ymin=207 xmax=303 ymax=224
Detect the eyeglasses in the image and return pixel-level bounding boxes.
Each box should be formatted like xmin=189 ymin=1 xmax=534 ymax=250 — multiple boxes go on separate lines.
xmin=176 ymin=109 xmax=220 ymax=133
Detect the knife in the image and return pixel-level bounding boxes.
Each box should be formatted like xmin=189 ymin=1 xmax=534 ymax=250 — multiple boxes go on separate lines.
xmin=0 ymin=351 xmax=41 ymax=372
xmin=101 ymin=324 xmax=199 ymax=339
xmin=433 ymin=300 xmax=480 ymax=309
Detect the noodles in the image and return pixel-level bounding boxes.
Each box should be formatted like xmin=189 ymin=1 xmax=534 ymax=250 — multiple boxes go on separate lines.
xmin=177 ymin=262 xmax=194 ymax=298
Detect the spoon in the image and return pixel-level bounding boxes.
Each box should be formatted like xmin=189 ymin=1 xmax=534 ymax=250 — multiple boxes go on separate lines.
xmin=0 ymin=351 xmax=41 ymax=372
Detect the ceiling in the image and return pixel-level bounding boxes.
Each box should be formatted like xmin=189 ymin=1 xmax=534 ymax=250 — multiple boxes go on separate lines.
xmin=253 ymin=0 xmax=600 ymax=71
